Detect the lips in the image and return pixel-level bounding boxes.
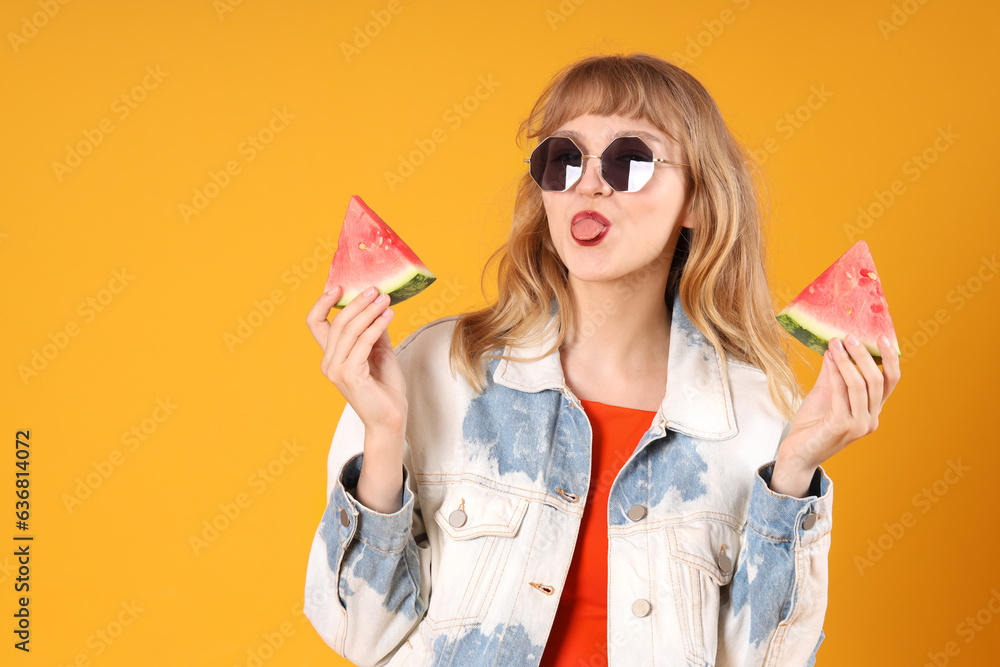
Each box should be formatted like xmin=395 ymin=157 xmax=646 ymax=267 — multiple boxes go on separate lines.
xmin=571 ymin=210 xmax=610 ymax=245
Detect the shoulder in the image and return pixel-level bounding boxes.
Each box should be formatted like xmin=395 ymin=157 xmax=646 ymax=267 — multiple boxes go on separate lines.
xmin=716 ymin=335 xmax=796 ymax=410
xmin=393 ymin=315 xmax=459 ymax=359
xmin=721 ymin=357 xmax=793 ymax=449
xmin=724 ymin=356 xmax=794 ymax=411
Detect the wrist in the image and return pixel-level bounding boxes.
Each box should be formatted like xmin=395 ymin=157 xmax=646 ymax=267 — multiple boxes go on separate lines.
xmin=769 ymin=455 xmax=819 ymax=498
xmin=356 ymin=458 xmax=404 ymax=514
xmin=355 ymin=429 xmax=406 ymax=514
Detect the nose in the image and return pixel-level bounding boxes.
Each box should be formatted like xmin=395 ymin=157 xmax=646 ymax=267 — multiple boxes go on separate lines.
xmin=574 ymin=155 xmax=613 ymax=196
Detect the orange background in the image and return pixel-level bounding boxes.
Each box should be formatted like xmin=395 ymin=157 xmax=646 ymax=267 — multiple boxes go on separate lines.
xmin=3 ymin=1 xmax=998 ymax=665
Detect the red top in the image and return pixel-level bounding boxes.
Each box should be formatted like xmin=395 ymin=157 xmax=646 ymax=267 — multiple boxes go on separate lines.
xmin=539 ymin=399 xmax=658 ymax=667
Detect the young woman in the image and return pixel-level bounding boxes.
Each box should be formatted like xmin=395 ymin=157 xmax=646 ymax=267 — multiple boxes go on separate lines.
xmin=303 ymin=53 xmax=901 ymax=666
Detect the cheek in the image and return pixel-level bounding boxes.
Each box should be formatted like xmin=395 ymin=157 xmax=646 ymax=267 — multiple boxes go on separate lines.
xmin=541 ymin=193 xmax=559 ymax=220
xmin=643 ymin=183 xmax=685 ymax=221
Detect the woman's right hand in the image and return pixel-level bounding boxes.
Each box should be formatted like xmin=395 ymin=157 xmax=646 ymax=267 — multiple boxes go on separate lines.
xmin=306 ymin=285 xmax=408 ymax=438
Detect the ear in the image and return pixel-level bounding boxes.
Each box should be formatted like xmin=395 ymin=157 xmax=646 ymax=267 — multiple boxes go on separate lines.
xmin=677 ymin=199 xmax=695 ymax=229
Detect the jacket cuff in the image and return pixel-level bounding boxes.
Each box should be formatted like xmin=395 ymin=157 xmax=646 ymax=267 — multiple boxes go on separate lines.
xmin=331 ymin=452 xmax=415 ymax=553
xmin=750 ymin=461 xmax=833 ymax=549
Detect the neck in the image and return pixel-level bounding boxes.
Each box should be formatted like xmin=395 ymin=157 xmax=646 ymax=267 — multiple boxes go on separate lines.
xmin=560 ymin=273 xmax=672 ymax=374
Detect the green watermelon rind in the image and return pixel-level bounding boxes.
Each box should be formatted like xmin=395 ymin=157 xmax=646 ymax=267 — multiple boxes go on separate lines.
xmin=777 ymin=307 xmax=900 ymax=363
xmin=333 ymin=268 xmax=436 ymax=309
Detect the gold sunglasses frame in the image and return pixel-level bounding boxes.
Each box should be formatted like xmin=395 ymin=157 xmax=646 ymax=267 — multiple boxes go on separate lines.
xmin=523 ymin=135 xmax=689 ymax=192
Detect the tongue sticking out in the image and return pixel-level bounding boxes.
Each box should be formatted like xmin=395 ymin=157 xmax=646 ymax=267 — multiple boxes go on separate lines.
xmin=572 ymin=218 xmax=606 ymax=241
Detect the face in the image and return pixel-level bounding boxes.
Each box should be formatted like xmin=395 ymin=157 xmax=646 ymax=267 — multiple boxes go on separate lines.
xmin=540 ymin=113 xmax=693 ymax=290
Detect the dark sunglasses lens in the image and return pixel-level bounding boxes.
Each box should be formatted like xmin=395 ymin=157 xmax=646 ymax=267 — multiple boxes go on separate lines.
xmin=530 ymin=137 xmax=582 ymax=191
xmin=602 ymin=137 xmax=655 ymax=192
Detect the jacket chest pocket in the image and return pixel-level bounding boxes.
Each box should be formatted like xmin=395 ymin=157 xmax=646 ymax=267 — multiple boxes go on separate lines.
xmin=427 ymin=482 xmax=529 ymax=630
xmin=664 ymin=519 xmax=741 ymax=666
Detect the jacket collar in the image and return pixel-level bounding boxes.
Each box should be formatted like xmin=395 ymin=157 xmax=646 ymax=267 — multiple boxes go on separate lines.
xmin=491 ymin=290 xmax=738 ymax=441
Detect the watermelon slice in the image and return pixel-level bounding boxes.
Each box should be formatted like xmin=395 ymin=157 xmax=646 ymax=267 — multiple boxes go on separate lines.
xmin=776 ymin=240 xmax=901 ymax=363
xmin=325 ymin=195 xmax=436 ymax=308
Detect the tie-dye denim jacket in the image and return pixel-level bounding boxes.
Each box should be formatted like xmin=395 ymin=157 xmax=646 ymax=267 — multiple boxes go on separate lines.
xmin=304 ymin=291 xmax=833 ymax=666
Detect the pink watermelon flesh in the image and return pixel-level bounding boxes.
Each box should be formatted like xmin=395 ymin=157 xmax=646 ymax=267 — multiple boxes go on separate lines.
xmin=325 ymin=195 xmax=436 ymax=308
xmin=776 ymin=240 xmax=900 ymax=362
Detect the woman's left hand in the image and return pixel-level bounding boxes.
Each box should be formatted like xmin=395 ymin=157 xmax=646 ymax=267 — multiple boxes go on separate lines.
xmin=769 ymin=333 xmax=902 ymax=497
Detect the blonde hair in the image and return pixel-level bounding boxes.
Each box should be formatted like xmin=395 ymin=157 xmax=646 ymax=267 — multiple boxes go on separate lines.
xmin=448 ymin=53 xmax=803 ymax=423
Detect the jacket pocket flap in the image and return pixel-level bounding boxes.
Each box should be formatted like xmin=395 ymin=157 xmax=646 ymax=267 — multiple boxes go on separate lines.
xmin=666 ymin=519 xmax=741 ymax=586
xmin=434 ymin=482 xmax=529 ymax=541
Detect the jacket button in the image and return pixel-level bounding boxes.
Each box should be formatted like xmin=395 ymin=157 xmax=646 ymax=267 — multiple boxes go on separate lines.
xmin=631 ymin=599 xmax=651 ymax=617
xmin=339 ymin=508 xmax=349 ymax=527
xmin=802 ymin=512 xmax=817 ymax=530
xmin=627 ymin=504 xmax=647 ymax=521
xmin=448 ymin=509 xmax=467 ymax=528
xmin=717 ymin=551 xmax=732 ymax=573
xmin=556 ymin=488 xmax=579 ymax=503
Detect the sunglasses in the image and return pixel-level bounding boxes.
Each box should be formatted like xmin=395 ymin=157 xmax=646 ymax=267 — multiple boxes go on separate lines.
xmin=524 ymin=135 xmax=688 ymax=193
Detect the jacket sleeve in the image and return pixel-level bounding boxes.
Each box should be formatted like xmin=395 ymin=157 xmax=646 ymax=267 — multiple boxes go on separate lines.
xmin=303 ymin=402 xmax=431 ymax=667
xmin=723 ymin=459 xmax=833 ymax=666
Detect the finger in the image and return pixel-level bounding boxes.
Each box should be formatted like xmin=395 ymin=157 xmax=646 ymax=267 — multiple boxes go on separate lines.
xmin=306 ymin=286 xmax=343 ymax=351
xmin=822 ymin=348 xmax=850 ymax=420
xmin=877 ymin=335 xmax=902 ymax=409
xmin=829 ymin=337 xmax=867 ymax=419
xmin=371 ymin=312 xmax=395 ymax=354
xmin=325 ymin=286 xmax=382 ymax=364
xmin=842 ymin=333 xmax=884 ymax=415
xmin=329 ymin=290 xmax=391 ymax=369
xmin=813 ymin=344 xmax=833 ymax=385
xmin=345 ymin=305 xmax=394 ymax=372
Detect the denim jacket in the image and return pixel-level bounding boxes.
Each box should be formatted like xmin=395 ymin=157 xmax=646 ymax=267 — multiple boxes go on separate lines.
xmin=304 ymin=291 xmax=833 ymax=666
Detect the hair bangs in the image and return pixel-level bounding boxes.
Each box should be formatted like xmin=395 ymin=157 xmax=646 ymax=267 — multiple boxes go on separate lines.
xmin=520 ymin=56 xmax=685 ymax=152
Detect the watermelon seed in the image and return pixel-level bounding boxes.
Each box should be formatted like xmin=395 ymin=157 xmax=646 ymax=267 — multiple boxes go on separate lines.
xmin=359 ymin=242 xmax=367 ymax=250
xmin=846 ymin=306 xmax=852 ymax=315
xmin=867 ymin=271 xmax=877 ymax=280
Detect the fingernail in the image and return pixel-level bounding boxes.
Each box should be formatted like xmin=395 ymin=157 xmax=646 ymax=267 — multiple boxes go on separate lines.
xmin=830 ymin=337 xmax=844 ymax=351
xmin=846 ymin=333 xmax=859 ymax=347
xmin=363 ymin=286 xmax=376 ymax=297
xmin=879 ymin=335 xmax=890 ymax=347
xmin=324 ymin=285 xmax=339 ymax=296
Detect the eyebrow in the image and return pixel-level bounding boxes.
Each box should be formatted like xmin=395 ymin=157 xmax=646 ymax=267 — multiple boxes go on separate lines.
xmin=553 ymin=129 xmax=668 ymax=151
